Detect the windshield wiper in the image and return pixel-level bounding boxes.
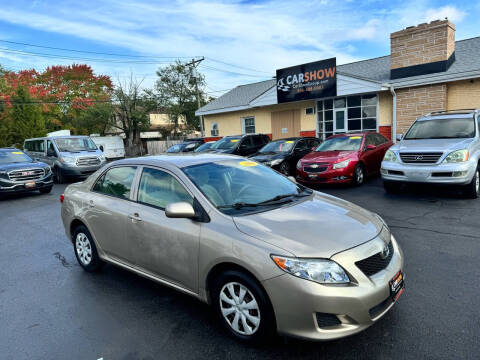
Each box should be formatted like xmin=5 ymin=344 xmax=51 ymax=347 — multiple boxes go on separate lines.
xmin=218 ymin=191 xmax=312 ymax=210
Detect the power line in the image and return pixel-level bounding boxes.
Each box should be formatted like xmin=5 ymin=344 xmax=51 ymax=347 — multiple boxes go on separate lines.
xmin=199 ymin=64 xmax=269 ymax=78
xmin=205 ymin=57 xmax=271 ymax=75
xmin=0 ymin=39 xmax=197 ymax=59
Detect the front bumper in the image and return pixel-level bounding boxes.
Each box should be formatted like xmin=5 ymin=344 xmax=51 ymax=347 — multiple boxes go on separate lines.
xmin=59 ymin=164 xmax=104 ymax=178
xmin=0 ymin=174 xmax=53 ymax=193
xmin=296 ymin=162 xmax=356 ymax=184
xmin=262 ymin=234 xmax=404 ymax=341
xmin=381 ymin=160 xmax=476 ymax=184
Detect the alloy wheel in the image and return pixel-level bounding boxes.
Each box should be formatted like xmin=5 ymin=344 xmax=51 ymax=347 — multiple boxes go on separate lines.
xmin=219 ymin=282 xmax=261 ymax=335
xmin=75 ymin=232 xmax=92 ymax=266
xmin=476 ymin=170 xmax=479 ymax=195
xmin=356 ymin=166 xmax=364 ymax=184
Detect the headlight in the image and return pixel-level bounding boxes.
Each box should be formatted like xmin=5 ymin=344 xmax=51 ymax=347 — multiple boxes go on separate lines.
xmin=271 ymin=255 xmax=350 ymax=284
xmin=383 ymin=150 xmax=398 ymax=163
xmin=296 ymin=160 xmax=302 ymax=170
xmin=443 ymin=149 xmax=469 ymax=163
xmin=270 ymin=158 xmax=283 ymax=166
xmin=60 ymin=156 xmax=75 ymax=164
xmin=332 ymin=159 xmax=350 ymax=169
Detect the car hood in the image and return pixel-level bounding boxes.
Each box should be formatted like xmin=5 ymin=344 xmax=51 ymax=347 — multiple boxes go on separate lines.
xmin=212 ymin=148 xmax=236 ymax=154
xmin=301 ymin=150 xmax=357 ymax=163
xmin=0 ymin=161 xmax=49 ymax=172
xmin=233 ymin=192 xmax=383 ymax=258
xmin=392 ymin=138 xmax=474 ymax=152
xmin=250 ymin=153 xmax=286 ymax=162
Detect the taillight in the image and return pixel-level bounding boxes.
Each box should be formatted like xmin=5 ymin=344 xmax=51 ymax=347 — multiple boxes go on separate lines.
xmin=60 ymin=194 xmax=64 ymax=203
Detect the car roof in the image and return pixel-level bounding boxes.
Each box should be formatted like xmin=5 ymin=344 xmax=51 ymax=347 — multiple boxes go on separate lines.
xmin=328 ymin=132 xmax=370 ymax=139
xmin=112 ymin=153 xmax=239 ymax=169
xmin=25 ymin=135 xmax=90 ymax=140
xmin=418 ymin=113 xmax=475 ymax=121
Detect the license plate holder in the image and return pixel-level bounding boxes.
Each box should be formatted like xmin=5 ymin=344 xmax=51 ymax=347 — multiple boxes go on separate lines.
xmin=389 ymin=270 xmax=405 ymax=302
xmin=25 ymin=181 xmax=36 ymax=189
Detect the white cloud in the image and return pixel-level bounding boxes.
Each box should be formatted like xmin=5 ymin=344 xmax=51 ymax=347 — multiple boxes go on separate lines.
xmin=0 ymin=1 xmax=474 ymax=93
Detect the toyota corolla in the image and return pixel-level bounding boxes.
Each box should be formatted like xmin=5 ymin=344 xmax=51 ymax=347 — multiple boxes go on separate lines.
xmin=61 ymin=154 xmax=404 ymax=342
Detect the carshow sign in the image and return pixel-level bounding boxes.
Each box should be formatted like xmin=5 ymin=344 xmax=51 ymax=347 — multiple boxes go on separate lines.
xmin=276 ymin=58 xmax=337 ymax=103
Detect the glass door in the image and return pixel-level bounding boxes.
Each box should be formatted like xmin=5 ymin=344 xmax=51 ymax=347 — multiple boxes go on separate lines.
xmin=334 ymin=109 xmax=346 ymax=133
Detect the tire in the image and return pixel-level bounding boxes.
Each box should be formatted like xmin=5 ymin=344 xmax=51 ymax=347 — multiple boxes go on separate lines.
xmin=279 ymin=161 xmax=290 ymax=176
xmin=352 ymin=163 xmax=365 ymax=186
xmin=72 ymin=225 xmax=104 ymax=272
xmin=463 ymin=167 xmax=479 ymax=199
xmin=384 ymin=180 xmax=402 ymax=194
xmin=54 ymin=167 xmax=65 ymax=184
xmin=212 ymin=270 xmax=275 ymax=343
xmin=39 ymin=186 xmax=53 ymax=194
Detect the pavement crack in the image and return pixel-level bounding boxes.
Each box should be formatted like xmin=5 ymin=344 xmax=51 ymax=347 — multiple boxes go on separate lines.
xmin=53 ymin=252 xmax=72 ymax=268
xmin=389 ymin=225 xmax=480 ymax=240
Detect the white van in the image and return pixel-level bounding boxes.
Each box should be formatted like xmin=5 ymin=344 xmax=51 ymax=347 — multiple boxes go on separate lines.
xmin=90 ymin=136 xmax=125 ymax=160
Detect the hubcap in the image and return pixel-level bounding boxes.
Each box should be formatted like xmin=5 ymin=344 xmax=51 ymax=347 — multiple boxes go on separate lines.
xmin=219 ymin=282 xmax=261 ymax=335
xmin=356 ymin=167 xmax=364 ymax=183
xmin=75 ymin=233 xmax=92 ymax=266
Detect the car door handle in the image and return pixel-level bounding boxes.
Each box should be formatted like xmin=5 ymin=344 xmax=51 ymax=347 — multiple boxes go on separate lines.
xmin=128 ymin=213 xmax=142 ymax=222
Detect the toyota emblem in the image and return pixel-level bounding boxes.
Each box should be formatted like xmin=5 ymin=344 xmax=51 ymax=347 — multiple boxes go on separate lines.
xmin=380 ymin=244 xmax=390 ymax=259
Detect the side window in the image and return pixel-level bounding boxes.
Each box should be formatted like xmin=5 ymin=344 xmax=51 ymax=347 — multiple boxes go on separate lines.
xmin=295 ymin=140 xmax=308 ymax=151
xmin=47 ymin=140 xmax=56 ymax=155
xmin=137 ymin=167 xmax=193 ymax=209
xmin=241 ymin=137 xmax=253 ymax=148
xmin=365 ymin=135 xmax=376 ymax=147
xmin=24 ymin=141 xmax=32 ymax=151
xmin=36 ymin=140 xmax=45 ymax=153
xmin=93 ymin=166 xmax=137 ymax=200
xmin=375 ymin=134 xmax=388 ymax=145
xmin=252 ymin=136 xmax=264 ymax=147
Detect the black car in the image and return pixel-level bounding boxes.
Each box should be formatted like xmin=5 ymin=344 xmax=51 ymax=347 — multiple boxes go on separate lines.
xmin=166 ymin=142 xmax=201 ymax=153
xmin=209 ymin=134 xmax=270 ymax=156
xmin=0 ymin=148 xmax=53 ymax=196
xmin=250 ymin=137 xmax=321 ymax=175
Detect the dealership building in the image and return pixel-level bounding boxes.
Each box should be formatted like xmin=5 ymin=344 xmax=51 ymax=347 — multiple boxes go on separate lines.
xmin=196 ymin=20 xmax=480 ymax=142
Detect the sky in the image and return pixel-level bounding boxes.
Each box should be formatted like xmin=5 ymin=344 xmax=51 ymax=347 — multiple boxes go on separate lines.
xmin=0 ymin=0 xmax=478 ymax=97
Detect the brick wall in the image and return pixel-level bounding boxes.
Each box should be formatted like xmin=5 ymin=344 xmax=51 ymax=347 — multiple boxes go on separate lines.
xmin=396 ymin=84 xmax=447 ymax=134
xmin=390 ymin=20 xmax=455 ymax=70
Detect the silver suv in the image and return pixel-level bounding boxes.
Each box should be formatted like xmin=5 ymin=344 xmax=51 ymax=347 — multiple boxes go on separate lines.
xmin=381 ymin=110 xmax=480 ymax=198
xmin=24 ymin=136 xmax=107 ymax=183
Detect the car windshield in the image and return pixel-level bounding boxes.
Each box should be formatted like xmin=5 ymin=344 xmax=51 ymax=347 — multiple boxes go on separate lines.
xmin=404 ymin=118 xmax=475 ymax=139
xmin=194 ymin=142 xmax=214 ymax=152
xmin=167 ymin=144 xmax=185 ymax=153
xmin=259 ymin=140 xmax=295 ymax=153
xmin=315 ymin=136 xmax=362 ymax=151
xmin=211 ymin=137 xmax=240 ymax=150
xmin=54 ymin=137 xmax=97 ymax=152
xmin=183 ymin=159 xmax=312 ymax=215
xmin=0 ymin=151 xmax=33 ymax=164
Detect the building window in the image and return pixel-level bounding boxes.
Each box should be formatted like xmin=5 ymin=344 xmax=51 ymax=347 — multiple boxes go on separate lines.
xmin=305 ymin=107 xmax=315 ymax=115
xmin=242 ymin=117 xmax=256 ymax=134
xmin=317 ymin=94 xmax=378 ymax=140
xmin=211 ymin=123 xmax=219 ymax=136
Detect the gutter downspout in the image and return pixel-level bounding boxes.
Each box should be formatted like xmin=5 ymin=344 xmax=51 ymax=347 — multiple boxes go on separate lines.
xmin=388 ymin=84 xmax=397 ymax=143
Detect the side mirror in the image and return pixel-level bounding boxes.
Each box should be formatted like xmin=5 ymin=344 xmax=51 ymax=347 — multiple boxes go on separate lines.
xmin=99 ymin=145 xmax=104 ymax=152
xmin=366 ymin=144 xmax=377 ymax=151
xmin=47 ymin=149 xmax=56 ymax=157
xmin=396 ymin=134 xmax=403 ymax=142
xmin=165 ymin=202 xmax=196 ymax=219
xmin=287 ymin=176 xmax=297 ymax=183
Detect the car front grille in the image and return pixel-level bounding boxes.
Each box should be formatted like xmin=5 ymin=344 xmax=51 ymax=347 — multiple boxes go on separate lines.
xmin=399 ymin=152 xmax=443 ymax=164
xmin=355 ymin=241 xmax=394 ymax=277
xmin=76 ymin=157 xmax=101 ymax=167
xmin=8 ymin=168 xmax=45 ymax=181
xmin=304 ymin=163 xmax=329 ymax=173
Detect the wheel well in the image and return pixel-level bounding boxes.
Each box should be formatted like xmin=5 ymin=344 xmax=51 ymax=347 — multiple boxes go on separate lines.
xmin=70 ymin=219 xmax=86 ymax=243
xmin=205 ymin=262 xmax=263 ymax=303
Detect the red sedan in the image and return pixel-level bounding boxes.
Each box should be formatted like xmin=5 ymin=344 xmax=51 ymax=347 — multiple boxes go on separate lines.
xmin=296 ymin=132 xmax=393 ymax=186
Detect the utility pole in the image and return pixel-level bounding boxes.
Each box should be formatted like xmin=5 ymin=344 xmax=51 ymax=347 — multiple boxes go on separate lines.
xmin=187 ymin=57 xmax=205 ymax=137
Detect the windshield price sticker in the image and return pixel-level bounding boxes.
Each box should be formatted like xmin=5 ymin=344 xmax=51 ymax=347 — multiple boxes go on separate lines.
xmin=285 ymin=141 xmax=294 ymax=143
xmin=12 ymin=152 xmax=24 ymax=154
xmin=231 ymin=139 xmax=239 ymax=143
xmin=349 ymin=136 xmax=361 ymax=139
xmin=239 ymin=161 xmax=258 ymax=167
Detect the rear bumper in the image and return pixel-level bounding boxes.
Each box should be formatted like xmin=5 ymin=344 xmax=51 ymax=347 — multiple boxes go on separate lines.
xmin=381 ymin=160 xmax=476 ymax=185
xmin=0 ymin=175 xmax=53 ymax=193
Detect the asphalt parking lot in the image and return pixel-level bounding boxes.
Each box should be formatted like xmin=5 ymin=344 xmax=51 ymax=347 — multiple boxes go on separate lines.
xmin=1 ymin=177 xmax=479 ymax=360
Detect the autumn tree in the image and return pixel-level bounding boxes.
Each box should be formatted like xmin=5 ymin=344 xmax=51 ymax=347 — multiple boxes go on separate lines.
xmin=76 ymin=102 xmax=114 ymax=135
xmin=155 ymin=61 xmax=208 ymax=134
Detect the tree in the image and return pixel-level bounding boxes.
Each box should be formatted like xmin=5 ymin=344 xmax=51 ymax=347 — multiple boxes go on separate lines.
xmin=113 ymin=77 xmax=157 ymax=156
xmin=75 ymin=102 xmax=114 ymax=135
xmin=155 ymin=61 xmax=208 ymax=134
xmin=0 ymin=86 xmax=45 ymax=147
